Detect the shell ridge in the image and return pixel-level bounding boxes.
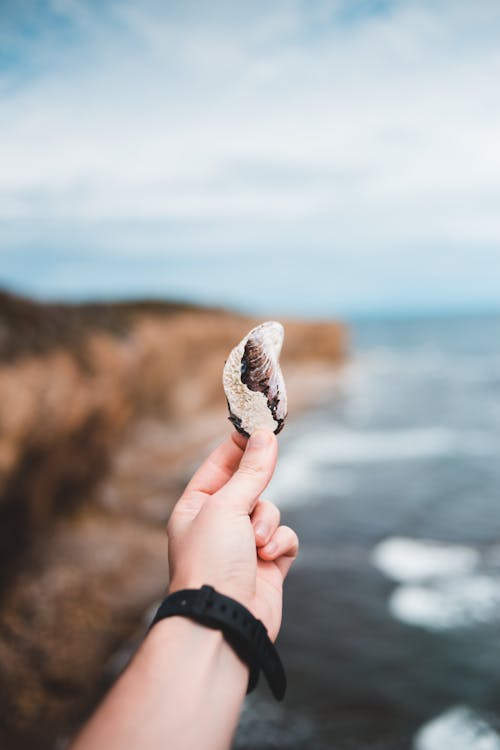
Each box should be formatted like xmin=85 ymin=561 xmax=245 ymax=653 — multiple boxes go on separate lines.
xmin=223 ymin=321 xmax=287 ymax=436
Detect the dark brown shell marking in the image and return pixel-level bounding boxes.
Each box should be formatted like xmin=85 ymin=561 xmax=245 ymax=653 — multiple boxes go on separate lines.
xmin=240 ymin=336 xmax=285 ymax=435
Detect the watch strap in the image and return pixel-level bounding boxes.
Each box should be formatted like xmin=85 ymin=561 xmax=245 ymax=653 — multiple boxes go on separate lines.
xmin=149 ymin=585 xmax=286 ymax=700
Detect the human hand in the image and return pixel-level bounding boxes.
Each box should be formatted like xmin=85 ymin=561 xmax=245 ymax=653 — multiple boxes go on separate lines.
xmin=166 ymin=430 xmax=299 ymax=641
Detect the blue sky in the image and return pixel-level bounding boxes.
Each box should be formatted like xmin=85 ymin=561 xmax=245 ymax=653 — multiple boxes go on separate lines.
xmin=1 ymin=0 xmax=500 ymax=317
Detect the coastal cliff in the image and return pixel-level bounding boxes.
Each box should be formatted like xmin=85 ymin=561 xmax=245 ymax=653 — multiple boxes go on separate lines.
xmin=0 ymin=290 xmax=346 ymax=749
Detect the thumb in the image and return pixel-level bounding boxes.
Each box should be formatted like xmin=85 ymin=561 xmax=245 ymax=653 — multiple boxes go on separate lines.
xmin=215 ymin=430 xmax=278 ymax=513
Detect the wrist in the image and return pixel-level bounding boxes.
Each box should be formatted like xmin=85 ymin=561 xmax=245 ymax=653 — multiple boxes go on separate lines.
xmin=149 ymin=586 xmax=286 ymax=700
xmin=168 ymin=576 xmax=255 ymax=614
xmin=143 ymin=614 xmax=249 ymax=691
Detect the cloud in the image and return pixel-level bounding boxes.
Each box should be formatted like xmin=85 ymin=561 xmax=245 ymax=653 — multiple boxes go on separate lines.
xmin=1 ymin=0 xmax=500 ymax=310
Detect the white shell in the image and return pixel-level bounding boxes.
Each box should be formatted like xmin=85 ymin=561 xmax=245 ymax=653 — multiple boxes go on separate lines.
xmin=223 ymin=321 xmax=287 ymax=436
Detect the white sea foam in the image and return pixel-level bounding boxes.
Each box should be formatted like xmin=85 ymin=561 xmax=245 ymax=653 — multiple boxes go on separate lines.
xmin=356 ymin=349 xmax=500 ymax=384
xmin=270 ymin=423 xmax=493 ymax=508
xmin=373 ymin=538 xmax=500 ymax=630
xmin=389 ymin=575 xmax=500 ymax=630
xmin=289 ymin=426 xmax=497 ymax=466
xmin=414 ymin=706 xmax=500 ymax=750
xmin=267 ymin=451 xmax=354 ymax=507
xmin=372 ymin=537 xmax=479 ymax=583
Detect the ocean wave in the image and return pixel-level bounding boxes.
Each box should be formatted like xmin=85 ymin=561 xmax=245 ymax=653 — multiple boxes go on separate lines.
xmin=270 ymin=423 xmax=494 ymax=508
xmin=373 ymin=537 xmax=500 ymax=630
xmin=267 ymin=451 xmax=354 ymax=507
xmin=355 ymin=349 xmax=500 ymax=384
xmin=372 ymin=537 xmax=479 ymax=583
xmin=389 ymin=575 xmax=500 ymax=630
xmin=414 ymin=706 xmax=500 ymax=750
xmin=288 ymin=427 xmax=495 ymax=465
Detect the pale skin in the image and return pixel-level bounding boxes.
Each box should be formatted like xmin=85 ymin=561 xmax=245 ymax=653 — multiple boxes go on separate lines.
xmin=71 ymin=429 xmax=299 ymax=750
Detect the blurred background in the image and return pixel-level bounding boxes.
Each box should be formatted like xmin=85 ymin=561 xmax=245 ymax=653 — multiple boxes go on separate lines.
xmin=1 ymin=1 xmax=500 ymax=748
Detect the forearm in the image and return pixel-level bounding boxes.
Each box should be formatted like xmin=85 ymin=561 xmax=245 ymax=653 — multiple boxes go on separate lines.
xmin=71 ymin=616 xmax=248 ymax=750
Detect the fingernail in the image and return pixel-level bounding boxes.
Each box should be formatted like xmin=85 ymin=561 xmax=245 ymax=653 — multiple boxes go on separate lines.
xmin=249 ymin=430 xmax=273 ymax=449
xmin=254 ymin=522 xmax=269 ymax=541
xmin=264 ymin=540 xmax=277 ymax=555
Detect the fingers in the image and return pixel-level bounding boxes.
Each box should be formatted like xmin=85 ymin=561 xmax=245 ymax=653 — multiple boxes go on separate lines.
xmin=215 ymin=430 xmax=278 ymax=513
xmin=231 ymin=431 xmax=248 ymax=451
xmin=181 ymin=432 xmax=245 ymax=500
xmin=251 ymin=499 xmax=280 ymax=547
xmin=169 ymin=433 xmax=246 ymax=533
xmin=258 ymin=525 xmax=299 ymax=580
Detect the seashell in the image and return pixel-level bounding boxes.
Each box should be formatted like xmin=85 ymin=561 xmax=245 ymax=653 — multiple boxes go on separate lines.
xmin=223 ymin=321 xmax=287 ymax=437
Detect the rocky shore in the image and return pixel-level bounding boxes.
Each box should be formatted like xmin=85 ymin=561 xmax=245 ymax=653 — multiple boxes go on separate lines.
xmin=0 ymin=290 xmax=346 ymax=749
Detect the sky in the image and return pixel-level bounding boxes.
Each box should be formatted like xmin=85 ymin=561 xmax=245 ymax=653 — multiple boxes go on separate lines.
xmin=1 ymin=0 xmax=500 ymax=317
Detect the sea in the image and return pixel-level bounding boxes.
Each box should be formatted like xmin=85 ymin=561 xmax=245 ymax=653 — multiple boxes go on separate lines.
xmin=234 ymin=313 xmax=500 ymax=750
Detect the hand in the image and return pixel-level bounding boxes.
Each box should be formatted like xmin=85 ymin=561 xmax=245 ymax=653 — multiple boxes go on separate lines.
xmin=166 ymin=430 xmax=299 ymax=641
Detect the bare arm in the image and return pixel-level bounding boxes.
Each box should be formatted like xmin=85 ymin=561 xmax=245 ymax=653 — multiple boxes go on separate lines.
xmin=71 ymin=430 xmax=298 ymax=750
xmin=71 ymin=617 xmax=247 ymax=750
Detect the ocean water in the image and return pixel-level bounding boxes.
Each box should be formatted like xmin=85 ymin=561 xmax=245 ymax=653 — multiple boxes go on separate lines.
xmin=234 ymin=314 xmax=500 ymax=750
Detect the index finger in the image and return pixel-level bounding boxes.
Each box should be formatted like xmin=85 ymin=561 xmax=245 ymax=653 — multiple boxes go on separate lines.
xmin=215 ymin=430 xmax=278 ymax=513
xmin=182 ymin=431 xmax=247 ymax=500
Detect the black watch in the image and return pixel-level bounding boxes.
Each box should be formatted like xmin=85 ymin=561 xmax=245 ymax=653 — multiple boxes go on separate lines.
xmin=149 ymin=585 xmax=287 ymax=700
